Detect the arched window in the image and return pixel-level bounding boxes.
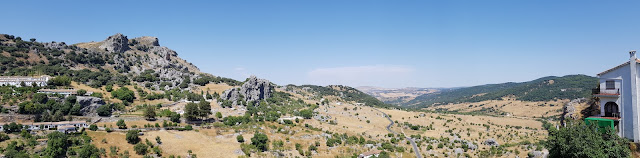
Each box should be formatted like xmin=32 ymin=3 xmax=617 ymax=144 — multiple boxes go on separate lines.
xmin=604 ymin=102 xmax=619 ymax=117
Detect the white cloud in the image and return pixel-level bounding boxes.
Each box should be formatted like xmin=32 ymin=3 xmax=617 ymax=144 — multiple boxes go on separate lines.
xmin=306 ymin=65 xmax=415 ymax=87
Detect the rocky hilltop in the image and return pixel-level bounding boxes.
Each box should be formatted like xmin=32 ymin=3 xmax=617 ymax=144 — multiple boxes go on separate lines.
xmin=220 ymin=76 xmax=273 ymax=106
xmin=0 ymin=33 xmax=241 ymax=91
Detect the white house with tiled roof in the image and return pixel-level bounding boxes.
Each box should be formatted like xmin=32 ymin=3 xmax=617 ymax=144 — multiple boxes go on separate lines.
xmin=595 ymin=51 xmax=640 ymax=142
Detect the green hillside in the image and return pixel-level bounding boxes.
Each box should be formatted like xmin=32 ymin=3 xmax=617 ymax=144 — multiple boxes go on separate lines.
xmin=406 ymin=75 xmax=598 ymax=108
xmin=286 ymin=84 xmax=392 ymax=108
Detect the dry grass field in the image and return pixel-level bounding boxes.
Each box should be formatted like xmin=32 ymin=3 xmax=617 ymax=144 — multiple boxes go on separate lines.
xmin=424 ymin=97 xmax=569 ymax=118
xmin=80 ymin=84 xmax=554 ymax=158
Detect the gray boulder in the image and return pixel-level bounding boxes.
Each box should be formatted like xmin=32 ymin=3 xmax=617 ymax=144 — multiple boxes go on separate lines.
xmin=99 ymin=33 xmax=129 ymax=53
xmin=466 ymin=141 xmax=477 ymax=150
xmin=483 ymin=138 xmax=499 ymax=146
xmin=220 ymin=76 xmax=273 ymax=106
xmin=76 ymin=96 xmax=106 ymax=116
xmin=43 ymin=41 xmax=67 ymax=49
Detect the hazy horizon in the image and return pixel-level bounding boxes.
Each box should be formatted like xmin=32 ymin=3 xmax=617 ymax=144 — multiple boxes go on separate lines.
xmin=3 ymin=1 xmax=639 ymax=88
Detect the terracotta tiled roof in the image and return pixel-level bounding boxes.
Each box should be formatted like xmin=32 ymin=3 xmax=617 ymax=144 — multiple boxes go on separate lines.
xmin=597 ymin=59 xmax=640 ymax=76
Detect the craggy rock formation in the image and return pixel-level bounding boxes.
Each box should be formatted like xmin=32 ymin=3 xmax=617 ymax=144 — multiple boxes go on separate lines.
xmin=560 ymin=98 xmax=587 ymax=126
xmin=77 ymin=96 xmax=106 ymax=116
xmin=133 ymin=36 xmax=160 ymax=47
xmin=220 ymin=76 xmax=273 ymax=106
xmin=99 ymin=33 xmax=129 ymax=53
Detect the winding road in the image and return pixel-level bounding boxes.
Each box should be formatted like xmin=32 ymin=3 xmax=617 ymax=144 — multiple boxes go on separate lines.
xmin=374 ymin=108 xmax=422 ymax=158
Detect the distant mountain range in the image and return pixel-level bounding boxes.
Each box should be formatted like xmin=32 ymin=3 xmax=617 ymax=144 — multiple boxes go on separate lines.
xmin=360 ymin=75 xmax=598 ymax=108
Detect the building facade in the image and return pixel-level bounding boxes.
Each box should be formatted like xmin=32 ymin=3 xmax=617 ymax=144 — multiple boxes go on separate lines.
xmin=0 ymin=121 xmax=88 ymax=132
xmin=0 ymin=75 xmax=50 ymax=87
xmin=595 ymin=51 xmax=640 ymax=142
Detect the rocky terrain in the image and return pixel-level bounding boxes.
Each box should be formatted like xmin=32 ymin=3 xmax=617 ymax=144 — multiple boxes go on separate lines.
xmin=219 ymin=76 xmax=273 ymax=106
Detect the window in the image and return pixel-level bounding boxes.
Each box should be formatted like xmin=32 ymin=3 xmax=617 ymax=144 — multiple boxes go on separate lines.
xmin=606 ymin=80 xmax=616 ymax=90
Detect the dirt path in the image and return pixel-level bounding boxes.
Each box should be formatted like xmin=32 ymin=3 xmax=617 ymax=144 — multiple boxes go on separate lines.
xmin=374 ymin=108 xmax=422 ymax=158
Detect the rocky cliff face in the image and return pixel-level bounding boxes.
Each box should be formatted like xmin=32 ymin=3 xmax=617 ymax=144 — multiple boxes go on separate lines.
xmin=74 ymin=33 xmax=202 ymax=90
xmin=99 ymin=33 xmax=129 ymax=53
xmin=220 ymin=76 xmax=273 ymax=106
xmin=77 ymin=96 xmax=106 ymax=116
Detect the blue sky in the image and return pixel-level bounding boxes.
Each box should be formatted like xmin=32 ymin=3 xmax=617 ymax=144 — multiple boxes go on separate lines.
xmin=2 ymin=1 xmax=639 ymax=88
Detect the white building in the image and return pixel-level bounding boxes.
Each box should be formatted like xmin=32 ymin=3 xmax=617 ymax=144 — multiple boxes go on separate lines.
xmin=0 ymin=121 xmax=89 ymax=132
xmin=0 ymin=75 xmax=50 ymax=87
xmin=37 ymin=89 xmax=78 ymax=96
xmin=595 ymin=51 xmax=640 ymax=142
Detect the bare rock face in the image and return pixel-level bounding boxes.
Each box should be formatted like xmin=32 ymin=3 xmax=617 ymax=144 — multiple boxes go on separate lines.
xmin=221 ymin=76 xmax=273 ymax=106
xmin=99 ymin=33 xmax=129 ymax=53
xmin=43 ymin=41 xmax=67 ymax=49
xmin=133 ymin=36 xmax=160 ymax=47
xmin=76 ymin=96 xmax=106 ymax=116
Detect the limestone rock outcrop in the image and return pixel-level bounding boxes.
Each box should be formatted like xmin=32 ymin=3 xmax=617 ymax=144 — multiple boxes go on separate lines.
xmin=133 ymin=36 xmax=160 ymax=47
xmin=99 ymin=33 xmax=129 ymax=53
xmin=76 ymin=96 xmax=106 ymax=116
xmin=220 ymin=76 xmax=273 ymax=106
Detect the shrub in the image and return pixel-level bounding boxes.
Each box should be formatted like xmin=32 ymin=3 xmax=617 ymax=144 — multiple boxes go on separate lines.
xmin=251 ymin=133 xmax=269 ymax=151
xmin=117 ymin=119 xmax=127 ymax=129
xmin=144 ymin=106 xmax=156 ymax=120
xmin=237 ymin=135 xmax=245 ymax=143
xmin=77 ymin=89 xmax=87 ymax=96
xmin=134 ymin=143 xmax=148 ymax=155
xmin=89 ymin=124 xmax=98 ymax=131
xmin=126 ymin=130 xmax=140 ymax=144
xmin=96 ymin=104 xmax=112 ymax=116
xmin=111 ymin=87 xmax=135 ymax=103
xmin=299 ymin=109 xmax=313 ymax=119
xmin=547 ymin=121 xmax=630 ymax=158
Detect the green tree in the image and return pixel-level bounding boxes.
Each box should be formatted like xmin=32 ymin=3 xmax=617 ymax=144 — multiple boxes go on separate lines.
xmin=117 ymin=119 xmax=127 ymax=129
xmin=251 ymin=132 xmax=269 ymax=152
xmin=134 ymin=143 xmax=148 ymax=155
xmin=184 ymin=103 xmax=199 ymax=121
xmin=170 ymin=112 xmax=181 ymax=123
xmin=144 ymin=106 xmax=156 ymax=120
xmin=77 ymin=89 xmax=87 ymax=96
xmin=299 ymin=109 xmax=313 ymax=119
xmin=111 ymin=87 xmax=135 ymax=103
xmin=216 ymin=112 xmax=223 ymax=119
xmin=237 ymin=135 xmax=245 ymax=143
xmin=48 ymin=76 xmax=71 ymax=86
xmin=89 ymin=124 xmax=98 ymax=131
xmin=126 ymin=130 xmax=140 ymax=144
xmin=105 ymin=84 xmax=113 ymax=92
xmin=77 ymin=144 xmax=101 ymax=158
xmin=547 ymin=121 xmax=630 ymax=158
xmin=44 ymin=132 xmax=69 ymax=158
xmin=198 ymin=100 xmax=211 ymax=119
xmin=32 ymin=93 xmax=48 ymax=104
xmin=96 ymin=104 xmax=112 ymax=116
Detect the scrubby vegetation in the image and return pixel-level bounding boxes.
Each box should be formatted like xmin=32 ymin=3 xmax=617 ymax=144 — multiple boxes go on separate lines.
xmin=286 ymin=84 xmax=392 ymax=108
xmin=408 ymin=75 xmax=597 ymax=107
xmin=546 ymin=121 xmax=630 ymax=158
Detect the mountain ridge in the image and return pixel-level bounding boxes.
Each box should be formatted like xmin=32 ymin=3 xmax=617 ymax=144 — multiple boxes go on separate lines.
xmin=404 ymin=74 xmax=598 ymax=108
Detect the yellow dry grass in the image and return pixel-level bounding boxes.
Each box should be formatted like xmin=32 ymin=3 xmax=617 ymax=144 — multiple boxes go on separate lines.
xmin=193 ymin=83 xmax=235 ymax=95
xmin=425 ymin=98 xmax=567 ymax=118
xmin=87 ymin=131 xmax=141 ymax=158
xmin=140 ymin=129 xmax=243 ymax=158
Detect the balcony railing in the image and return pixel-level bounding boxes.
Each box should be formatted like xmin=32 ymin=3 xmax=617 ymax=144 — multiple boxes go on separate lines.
xmin=593 ymin=88 xmax=620 ymax=95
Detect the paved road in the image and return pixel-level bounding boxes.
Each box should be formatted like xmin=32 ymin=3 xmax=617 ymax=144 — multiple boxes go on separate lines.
xmin=374 ymin=108 xmax=422 ymax=158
